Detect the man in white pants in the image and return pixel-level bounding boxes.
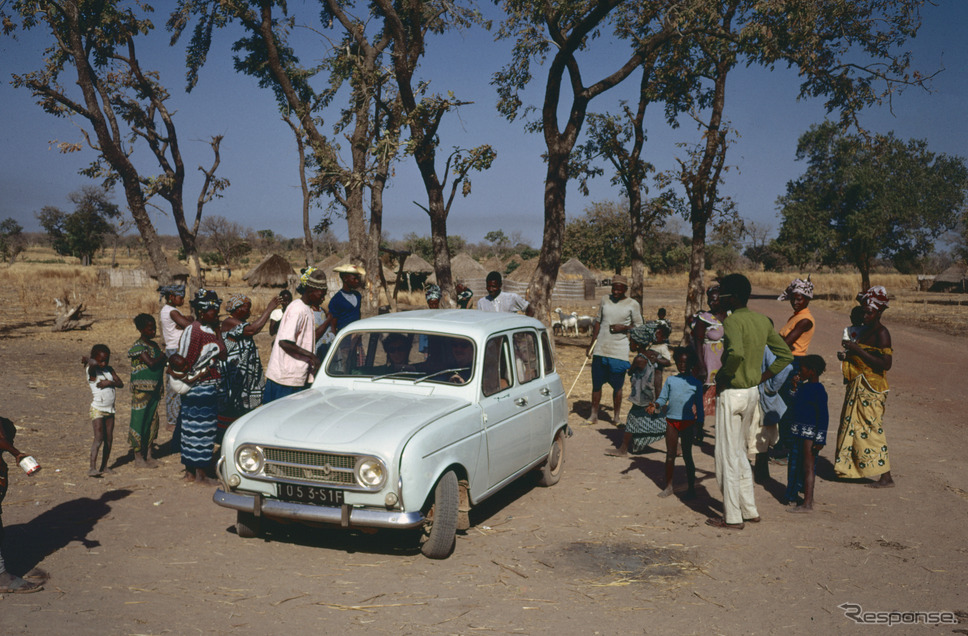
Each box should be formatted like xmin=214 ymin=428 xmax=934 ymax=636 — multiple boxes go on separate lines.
xmin=709 ymin=274 xmax=792 ymax=530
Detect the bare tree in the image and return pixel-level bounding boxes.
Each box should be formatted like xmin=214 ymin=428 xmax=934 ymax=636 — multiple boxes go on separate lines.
xmin=8 ymin=1 xmax=229 ymax=286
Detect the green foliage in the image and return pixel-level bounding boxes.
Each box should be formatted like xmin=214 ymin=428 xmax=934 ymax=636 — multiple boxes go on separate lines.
xmin=35 ymin=186 xmax=121 ymax=265
xmin=776 ymin=122 xmax=968 ymax=284
xmin=563 ymin=201 xmax=632 ymax=274
xmin=403 ymin=233 xmax=467 ymax=264
xmin=0 ymin=218 xmax=26 ymax=262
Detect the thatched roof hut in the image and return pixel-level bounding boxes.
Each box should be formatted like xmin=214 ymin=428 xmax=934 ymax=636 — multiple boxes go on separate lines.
xmin=451 ymin=253 xmax=487 ymax=281
xmin=929 ymin=261 xmax=968 ymax=293
xmin=506 ymin=257 xmax=538 ymax=282
xmin=146 ymin=260 xmax=191 ymax=284
xmin=483 ymin=256 xmax=505 ymax=275
xmin=403 ymin=253 xmax=434 ymax=273
xmin=559 ymin=257 xmax=595 ymax=281
xmin=243 ymin=253 xmax=296 ymax=288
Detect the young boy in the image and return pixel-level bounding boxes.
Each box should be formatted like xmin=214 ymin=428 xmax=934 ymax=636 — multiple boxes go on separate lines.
xmin=0 ymin=416 xmax=43 ymax=594
xmin=85 ymin=344 xmax=123 ymax=476
xmin=785 ymin=354 xmax=829 ymax=512
xmin=649 ymin=347 xmax=704 ymax=499
xmin=128 ymin=314 xmax=167 ymax=468
xmin=648 ymin=323 xmax=673 ymax=382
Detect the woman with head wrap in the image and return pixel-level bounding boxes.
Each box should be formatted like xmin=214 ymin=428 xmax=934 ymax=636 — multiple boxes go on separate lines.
xmin=218 ymin=293 xmax=281 ymax=436
xmin=833 ymin=286 xmax=894 ymax=488
xmin=425 ymin=284 xmax=442 ymax=309
xmin=605 ymin=322 xmax=667 ymax=457
xmin=771 ymin=277 xmax=818 ymax=463
xmin=176 ymin=289 xmax=227 ymax=485
xmin=158 ymin=284 xmax=192 ymax=434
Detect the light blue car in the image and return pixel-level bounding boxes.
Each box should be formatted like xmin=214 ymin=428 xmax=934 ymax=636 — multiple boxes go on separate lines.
xmin=214 ymin=310 xmax=569 ymax=558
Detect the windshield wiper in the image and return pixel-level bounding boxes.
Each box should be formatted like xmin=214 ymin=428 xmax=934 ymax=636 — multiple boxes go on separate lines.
xmin=370 ymin=370 xmax=422 ymax=382
xmin=414 ymin=367 xmax=471 ymax=385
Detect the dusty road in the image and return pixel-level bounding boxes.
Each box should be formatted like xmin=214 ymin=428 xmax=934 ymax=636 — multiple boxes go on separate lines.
xmin=1 ymin=292 xmax=966 ymax=635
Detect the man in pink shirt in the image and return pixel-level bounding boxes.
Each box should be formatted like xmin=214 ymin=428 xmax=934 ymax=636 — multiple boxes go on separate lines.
xmin=263 ymin=268 xmax=328 ymax=403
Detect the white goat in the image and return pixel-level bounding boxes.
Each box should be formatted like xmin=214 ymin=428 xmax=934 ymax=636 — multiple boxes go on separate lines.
xmin=554 ymin=307 xmax=580 ymax=336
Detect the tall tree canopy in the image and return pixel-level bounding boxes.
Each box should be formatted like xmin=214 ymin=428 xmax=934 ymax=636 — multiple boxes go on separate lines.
xmin=777 ymin=122 xmax=968 ymax=289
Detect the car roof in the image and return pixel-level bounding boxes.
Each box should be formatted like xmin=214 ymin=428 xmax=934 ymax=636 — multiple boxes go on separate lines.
xmin=342 ymin=309 xmax=548 ymax=340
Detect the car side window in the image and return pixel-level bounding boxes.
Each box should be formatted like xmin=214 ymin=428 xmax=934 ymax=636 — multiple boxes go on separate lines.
xmin=482 ymin=336 xmax=513 ymax=397
xmin=540 ymin=330 xmax=555 ymax=375
xmin=513 ymin=331 xmax=539 ymax=384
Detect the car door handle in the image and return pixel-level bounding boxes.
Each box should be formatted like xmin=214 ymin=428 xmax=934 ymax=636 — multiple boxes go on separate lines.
xmin=515 ymin=397 xmax=528 ymax=407
xmin=539 ymin=387 xmax=551 ymax=396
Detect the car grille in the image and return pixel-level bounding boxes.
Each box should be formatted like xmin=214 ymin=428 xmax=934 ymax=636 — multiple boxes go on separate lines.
xmin=262 ymin=448 xmax=358 ymax=486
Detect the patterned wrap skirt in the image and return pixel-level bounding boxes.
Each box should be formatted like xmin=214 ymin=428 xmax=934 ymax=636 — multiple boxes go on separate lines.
xmin=626 ymin=405 xmax=667 ymax=453
xmin=178 ymin=381 xmax=220 ymax=469
xmin=834 ymin=374 xmax=890 ymax=479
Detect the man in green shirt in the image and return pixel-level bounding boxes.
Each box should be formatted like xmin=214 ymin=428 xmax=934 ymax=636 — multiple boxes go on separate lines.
xmin=707 ymin=274 xmax=792 ymax=530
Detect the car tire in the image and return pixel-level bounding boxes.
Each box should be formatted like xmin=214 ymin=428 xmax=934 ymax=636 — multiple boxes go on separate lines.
xmin=420 ymin=470 xmax=459 ymax=559
xmin=536 ymin=429 xmax=565 ymax=487
xmin=236 ymin=511 xmax=262 ymax=539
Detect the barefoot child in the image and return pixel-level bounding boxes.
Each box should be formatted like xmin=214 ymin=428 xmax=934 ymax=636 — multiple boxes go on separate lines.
xmin=649 ymin=347 xmax=704 ymax=498
xmin=128 ymin=314 xmax=167 ymax=468
xmin=85 ymin=344 xmax=123 ymax=476
xmin=785 ymin=354 xmax=829 ymax=511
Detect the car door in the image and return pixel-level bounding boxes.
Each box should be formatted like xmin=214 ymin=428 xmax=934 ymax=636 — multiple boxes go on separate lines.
xmin=480 ymin=334 xmax=532 ymax=489
xmin=511 ymin=330 xmax=554 ymax=463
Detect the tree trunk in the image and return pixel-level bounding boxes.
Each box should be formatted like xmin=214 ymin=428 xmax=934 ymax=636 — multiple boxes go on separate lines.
xmin=528 ymin=150 xmax=569 ymax=324
xmin=685 ymin=218 xmax=707 ymax=323
xmin=628 ymin=189 xmax=645 ymax=308
xmin=428 ymin=193 xmax=455 ymax=308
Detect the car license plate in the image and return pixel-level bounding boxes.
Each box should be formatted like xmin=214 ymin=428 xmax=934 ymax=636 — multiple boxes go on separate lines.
xmin=277 ymin=483 xmax=344 ymax=506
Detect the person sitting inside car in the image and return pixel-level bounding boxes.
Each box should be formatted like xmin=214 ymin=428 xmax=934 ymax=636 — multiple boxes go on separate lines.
xmin=374 ymin=333 xmax=416 ymax=375
xmin=445 ymin=338 xmax=474 ymax=384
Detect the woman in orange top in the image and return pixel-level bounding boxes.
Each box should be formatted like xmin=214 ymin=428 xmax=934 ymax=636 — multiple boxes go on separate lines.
xmin=778 ymin=277 xmax=815 ymax=355
xmin=771 ymin=278 xmax=816 ymax=464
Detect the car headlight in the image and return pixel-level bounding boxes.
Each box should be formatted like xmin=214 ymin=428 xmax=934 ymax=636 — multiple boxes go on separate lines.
xmin=236 ymin=445 xmax=265 ymax=475
xmin=355 ymin=457 xmax=387 ymax=489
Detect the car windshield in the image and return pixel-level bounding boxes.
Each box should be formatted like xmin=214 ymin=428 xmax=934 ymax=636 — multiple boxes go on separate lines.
xmin=325 ymin=331 xmax=476 ymax=385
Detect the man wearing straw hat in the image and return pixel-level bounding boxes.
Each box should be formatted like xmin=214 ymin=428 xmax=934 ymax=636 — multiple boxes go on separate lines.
xmin=586 ymin=275 xmax=643 ymax=426
xmin=263 ymin=267 xmax=328 ymax=403
xmin=329 ymin=264 xmax=366 ymax=332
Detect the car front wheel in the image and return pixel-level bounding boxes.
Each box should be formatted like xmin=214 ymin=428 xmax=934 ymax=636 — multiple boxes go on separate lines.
xmin=420 ymin=470 xmax=459 ymax=559
xmin=236 ymin=511 xmax=262 ymax=539
xmin=536 ymin=429 xmax=565 ymax=487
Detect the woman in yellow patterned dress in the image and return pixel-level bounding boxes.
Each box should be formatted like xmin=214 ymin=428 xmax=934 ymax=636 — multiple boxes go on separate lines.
xmin=834 ymin=286 xmax=894 ymax=488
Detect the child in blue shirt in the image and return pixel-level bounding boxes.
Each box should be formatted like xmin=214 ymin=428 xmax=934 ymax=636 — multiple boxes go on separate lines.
xmin=785 ymin=354 xmax=829 ymax=512
xmin=649 ymin=347 xmax=704 ymax=499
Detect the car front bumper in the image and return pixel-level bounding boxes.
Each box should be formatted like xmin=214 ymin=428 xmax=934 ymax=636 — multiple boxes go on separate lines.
xmin=213 ymin=489 xmax=425 ymax=529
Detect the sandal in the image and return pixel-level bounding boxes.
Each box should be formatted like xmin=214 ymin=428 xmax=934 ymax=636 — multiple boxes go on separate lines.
xmin=0 ymin=577 xmax=43 ymax=594
xmin=705 ymin=517 xmax=745 ymax=530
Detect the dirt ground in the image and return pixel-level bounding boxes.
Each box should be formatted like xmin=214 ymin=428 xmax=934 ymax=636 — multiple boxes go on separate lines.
xmin=1 ymin=287 xmax=967 ymax=635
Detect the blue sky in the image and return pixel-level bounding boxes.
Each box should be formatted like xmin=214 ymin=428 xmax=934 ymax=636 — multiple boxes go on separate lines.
xmin=1 ymin=2 xmax=966 ymax=248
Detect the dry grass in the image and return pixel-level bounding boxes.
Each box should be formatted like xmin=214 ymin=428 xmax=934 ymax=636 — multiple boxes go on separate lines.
xmin=2 ymin=256 xmax=965 ymax=337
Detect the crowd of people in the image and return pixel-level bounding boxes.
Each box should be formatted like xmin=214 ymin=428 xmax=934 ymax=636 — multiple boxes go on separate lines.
xmin=0 ymin=266 xmax=898 ymax=592
xmin=585 ymin=273 xmax=895 ymax=529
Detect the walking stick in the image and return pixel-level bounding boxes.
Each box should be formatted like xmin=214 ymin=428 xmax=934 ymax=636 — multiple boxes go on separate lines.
xmin=566 ymin=338 xmax=596 ymax=399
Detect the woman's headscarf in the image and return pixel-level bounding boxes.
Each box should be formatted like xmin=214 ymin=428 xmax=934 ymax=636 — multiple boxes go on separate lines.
xmin=157 ymin=284 xmax=186 ymax=300
xmin=859 ymin=286 xmax=889 ymax=312
xmin=629 ymin=321 xmax=660 ymax=348
xmin=190 ymin=288 xmax=221 ymax=311
xmin=225 ymin=293 xmax=250 ymax=313
xmin=778 ymin=277 xmax=814 ymax=301
xmin=425 ymin=284 xmax=442 ymax=301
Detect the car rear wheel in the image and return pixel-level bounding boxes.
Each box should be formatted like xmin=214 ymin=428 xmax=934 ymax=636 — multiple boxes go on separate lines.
xmin=536 ymin=429 xmax=565 ymax=487
xmin=420 ymin=470 xmax=459 ymax=559
xmin=236 ymin=511 xmax=262 ymax=539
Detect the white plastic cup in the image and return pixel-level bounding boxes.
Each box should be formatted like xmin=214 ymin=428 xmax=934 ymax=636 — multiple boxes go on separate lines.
xmin=19 ymin=455 xmax=41 ymax=476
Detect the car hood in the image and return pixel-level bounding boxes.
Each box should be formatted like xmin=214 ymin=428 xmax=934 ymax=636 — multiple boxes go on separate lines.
xmin=231 ymin=386 xmax=470 ymax=451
